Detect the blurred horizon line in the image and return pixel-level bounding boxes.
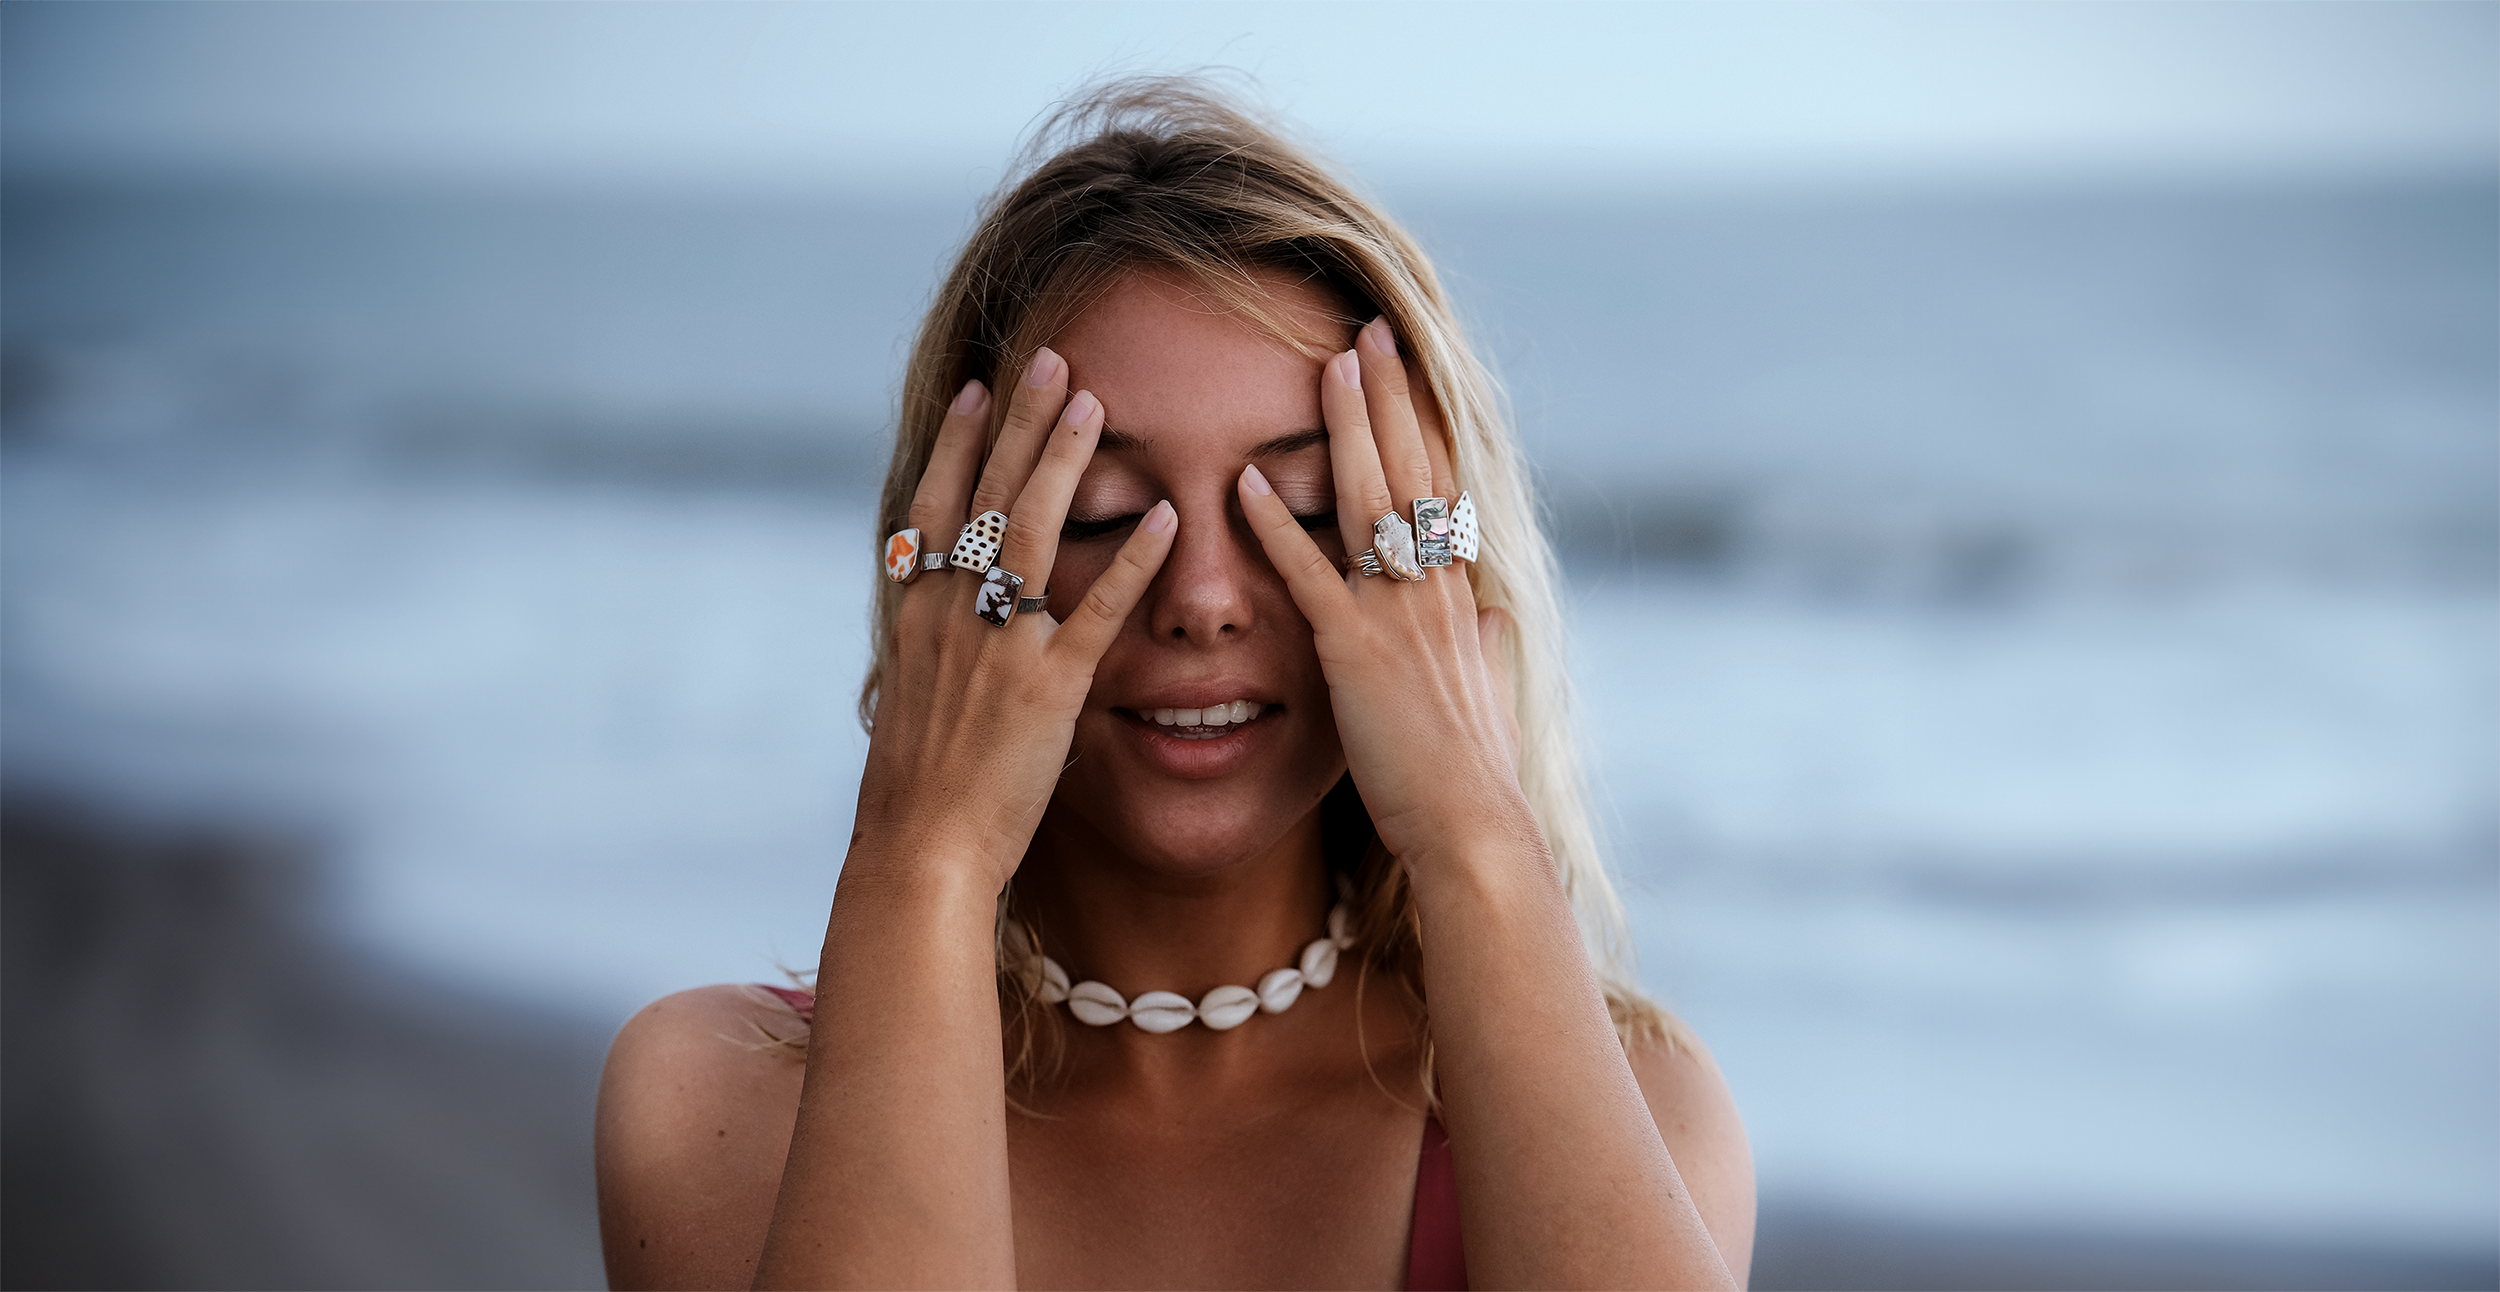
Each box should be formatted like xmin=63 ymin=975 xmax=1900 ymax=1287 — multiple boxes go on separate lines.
xmin=8 ymin=151 xmax=2496 ymax=209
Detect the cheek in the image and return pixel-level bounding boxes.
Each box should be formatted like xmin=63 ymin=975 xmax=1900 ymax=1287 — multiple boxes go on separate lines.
xmin=1046 ymin=543 xmax=1117 ymax=615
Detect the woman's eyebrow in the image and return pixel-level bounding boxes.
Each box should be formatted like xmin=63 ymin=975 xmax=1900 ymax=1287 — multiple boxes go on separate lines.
xmin=1092 ymin=427 xmax=1328 ymax=456
xmin=1248 ymin=428 xmax=1328 ymax=458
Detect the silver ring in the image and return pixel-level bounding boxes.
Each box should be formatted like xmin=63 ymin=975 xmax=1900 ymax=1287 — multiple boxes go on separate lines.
xmin=951 ymin=510 xmax=1007 ymax=573
xmin=1016 ymin=591 xmax=1050 ymax=616
xmin=1346 ymin=549 xmax=1383 ymax=577
xmin=918 ymin=550 xmax=950 ymax=573
xmin=884 ymin=528 xmax=925 ymax=584
xmin=1372 ymin=510 xmax=1426 ymax=582
xmin=1412 ymin=498 xmax=1454 ymax=568
xmin=974 ymin=565 xmax=1027 ymax=626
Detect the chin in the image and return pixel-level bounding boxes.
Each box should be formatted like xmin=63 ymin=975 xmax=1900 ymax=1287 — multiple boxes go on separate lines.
xmin=1044 ymin=709 xmax=1343 ymax=877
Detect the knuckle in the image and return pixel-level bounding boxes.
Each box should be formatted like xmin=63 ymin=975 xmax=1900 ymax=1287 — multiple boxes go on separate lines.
xmin=1003 ymin=513 xmax=1052 ymax=554
xmin=967 ymin=481 xmax=1012 ymax=515
xmin=1076 ymin=586 xmax=1122 ymax=627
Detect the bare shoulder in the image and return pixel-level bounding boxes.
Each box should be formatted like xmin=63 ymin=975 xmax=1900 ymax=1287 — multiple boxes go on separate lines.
xmin=596 ymin=984 xmax=810 ymax=1291
xmin=1627 ymin=1021 xmax=1757 ymax=1286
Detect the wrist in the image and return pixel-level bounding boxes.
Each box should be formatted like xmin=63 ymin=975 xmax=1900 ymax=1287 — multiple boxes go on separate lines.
xmin=1395 ymin=797 xmax=1560 ymax=906
xmin=839 ymin=828 xmax=1012 ymax=906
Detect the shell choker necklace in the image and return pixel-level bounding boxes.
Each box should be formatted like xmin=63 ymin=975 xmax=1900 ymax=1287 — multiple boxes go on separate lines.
xmin=1008 ymin=902 xmax=1356 ymax=1033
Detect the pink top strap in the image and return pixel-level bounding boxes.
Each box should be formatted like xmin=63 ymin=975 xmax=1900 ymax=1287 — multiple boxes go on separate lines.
xmin=1407 ymin=1116 xmax=1468 ymax=1290
xmin=752 ymin=986 xmax=1466 ymax=1289
xmin=762 ymin=984 xmax=814 ymax=1017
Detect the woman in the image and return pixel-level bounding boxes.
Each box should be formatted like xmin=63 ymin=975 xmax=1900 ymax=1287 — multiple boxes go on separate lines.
xmin=595 ymin=79 xmax=1752 ymax=1290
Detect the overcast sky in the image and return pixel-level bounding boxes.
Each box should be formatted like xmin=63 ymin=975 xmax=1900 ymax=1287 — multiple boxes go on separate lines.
xmin=5 ymin=1 xmax=2494 ymax=194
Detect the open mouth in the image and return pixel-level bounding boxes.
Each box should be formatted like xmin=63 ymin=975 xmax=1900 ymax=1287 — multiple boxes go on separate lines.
xmin=1117 ymin=700 xmax=1271 ymax=741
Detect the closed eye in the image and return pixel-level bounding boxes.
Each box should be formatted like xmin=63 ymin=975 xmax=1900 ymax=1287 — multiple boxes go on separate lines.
xmin=1065 ymin=510 xmax=1335 ymax=540
xmin=1061 ymin=513 xmax=1141 ymax=542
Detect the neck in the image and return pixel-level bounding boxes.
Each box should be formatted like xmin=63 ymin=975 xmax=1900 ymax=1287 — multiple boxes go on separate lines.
xmin=1013 ymin=804 xmax=1333 ymax=1007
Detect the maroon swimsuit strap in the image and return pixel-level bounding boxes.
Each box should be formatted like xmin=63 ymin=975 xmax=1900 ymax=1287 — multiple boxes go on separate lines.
xmin=756 ymin=986 xmax=1467 ymax=1290
xmin=1406 ymin=1115 xmax=1469 ymax=1290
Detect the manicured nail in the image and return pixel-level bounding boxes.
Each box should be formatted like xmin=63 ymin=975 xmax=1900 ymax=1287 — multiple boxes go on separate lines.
xmin=1063 ymin=389 xmax=1099 ymax=425
xmin=1362 ymin=317 xmax=1396 ymax=357
xmin=1336 ymin=350 xmax=1361 ymax=391
xmin=1025 ymin=347 xmax=1063 ymax=389
xmin=1144 ymin=499 xmax=1176 ymax=532
xmin=1242 ymin=463 xmax=1273 ymax=496
xmin=950 ymin=379 xmax=988 ymax=415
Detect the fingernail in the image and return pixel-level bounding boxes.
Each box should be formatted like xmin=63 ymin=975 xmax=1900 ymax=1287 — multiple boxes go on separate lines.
xmin=1241 ymin=463 xmax=1272 ymax=496
xmin=1362 ymin=317 xmax=1396 ymax=357
xmin=951 ymin=379 xmax=987 ymax=415
xmin=1336 ymin=350 xmax=1361 ymax=392
xmin=1144 ymin=499 xmax=1176 ymax=532
xmin=1025 ymin=347 xmax=1063 ymax=389
xmin=1063 ymin=389 xmax=1099 ymax=425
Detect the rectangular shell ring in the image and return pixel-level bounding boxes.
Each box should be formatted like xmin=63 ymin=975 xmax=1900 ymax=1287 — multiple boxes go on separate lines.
xmin=975 ymin=566 xmax=1026 ymax=626
xmin=1413 ymin=498 xmax=1453 ymax=567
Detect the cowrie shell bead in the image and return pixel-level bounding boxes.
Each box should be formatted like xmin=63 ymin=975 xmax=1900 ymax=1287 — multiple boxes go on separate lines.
xmin=1197 ymin=985 xmax=1260 ymax=1031
xmin=1067 ymin=980 xmax=1128 ymax=1026
xmin=1038 ymin=956 xmax=1070 ymax=1004
xmin=1299 ymin=937 xmax=1340 ymax=989
xmin=1128 ymin=990 xmax=1196 ymax=1033
xmin=1257 ymin=967 xmax=1305 ymax=1014
xmin=1327 ymin=905 xmax=1352 ymax=949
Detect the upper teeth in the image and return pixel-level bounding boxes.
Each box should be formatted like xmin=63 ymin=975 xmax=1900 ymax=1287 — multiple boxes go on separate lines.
xmin=1150 ymin=700 xmax=1263 ymax=727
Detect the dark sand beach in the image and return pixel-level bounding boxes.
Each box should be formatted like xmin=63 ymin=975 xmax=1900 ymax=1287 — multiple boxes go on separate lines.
xmin=4 ymin=797 xmax=2491 ymax=1291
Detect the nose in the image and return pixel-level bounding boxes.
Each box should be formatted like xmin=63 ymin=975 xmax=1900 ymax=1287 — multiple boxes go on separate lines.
xmin=1146 ymin=498 xmax=1261 ymax=643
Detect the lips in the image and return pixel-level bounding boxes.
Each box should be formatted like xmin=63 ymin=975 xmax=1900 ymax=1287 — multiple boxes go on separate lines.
xmin=1105 ymin=695 xmax=1279 ymax=774
xmin=1141 ymin=698 xmax=1265 ymax=737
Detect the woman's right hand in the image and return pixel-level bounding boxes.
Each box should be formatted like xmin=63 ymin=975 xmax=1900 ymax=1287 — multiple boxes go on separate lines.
xmin=849 ymin=347 xmax=1175 ymax=894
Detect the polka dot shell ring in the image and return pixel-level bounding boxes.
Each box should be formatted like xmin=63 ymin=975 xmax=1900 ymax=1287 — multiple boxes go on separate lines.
xmin=951 ymin=510 xmax=1007 ymax=573
xmin=1008 ymin=903 xmax=1356 ymax=1033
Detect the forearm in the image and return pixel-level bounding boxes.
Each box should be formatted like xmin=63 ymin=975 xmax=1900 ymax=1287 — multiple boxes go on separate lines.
xmin=1409 ymin=824 xmax=1737 ymax=1291
xmin=753 ymin=846 xmax=1014 ymax=1290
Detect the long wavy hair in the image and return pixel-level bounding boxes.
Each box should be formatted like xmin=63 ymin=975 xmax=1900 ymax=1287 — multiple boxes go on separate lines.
xmin=781 ymin=76 xmax=1677 ymax=1091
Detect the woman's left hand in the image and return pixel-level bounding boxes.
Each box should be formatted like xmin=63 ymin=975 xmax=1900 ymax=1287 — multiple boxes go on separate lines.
xmin=1237 ymin=316 xmax=1532 ymax=872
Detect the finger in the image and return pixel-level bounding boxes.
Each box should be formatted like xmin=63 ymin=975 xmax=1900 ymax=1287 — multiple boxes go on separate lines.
xmin=1321 ymin=348 xmax=1395 ymax=558
xmin=1416 ymin=382 xmax=1459 ymax=502
xmin=1476 ymin=605 xmax=1523 ymax=761
xmin=994 ymin=389 xmax=1103 ymax=601
xmin=1356 ymin=318 xmax=1437 ymax=516
xmin=968 ymin=346 xmax=1070 ymax=520
xmin=1241 ymin=463 xmax=1360 ymax=627
xmin=907 ymin=379 xmax=993 ymax=540
xmin=1050 ymin=499 xmax=1176 ymax=662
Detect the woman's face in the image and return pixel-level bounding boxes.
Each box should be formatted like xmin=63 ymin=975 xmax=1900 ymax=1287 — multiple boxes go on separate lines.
xmin=1037 ymin=271 xmax=1354 ymax=878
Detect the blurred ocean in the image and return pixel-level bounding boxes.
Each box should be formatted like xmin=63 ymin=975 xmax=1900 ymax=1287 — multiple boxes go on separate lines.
xmin=4 ymin=177 xmax=2494 ymax=1282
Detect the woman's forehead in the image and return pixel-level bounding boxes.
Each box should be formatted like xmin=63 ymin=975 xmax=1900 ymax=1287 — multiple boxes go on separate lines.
xmin=1053 ymin=272 xmax=1344 ymax=451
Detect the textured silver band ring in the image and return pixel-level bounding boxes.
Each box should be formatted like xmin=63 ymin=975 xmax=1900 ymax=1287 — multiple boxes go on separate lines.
xmin=1015 ymin=591 xmax=1050 ymax=616
xmin=918 ymin=551 xmax=950 ymax=574
xmin=1346 ymin=549 xmax=1383 ymax=577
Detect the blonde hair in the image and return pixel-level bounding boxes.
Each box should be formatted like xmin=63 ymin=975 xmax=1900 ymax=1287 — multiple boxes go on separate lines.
xmin=829 ymin=76 xmax=1677 ymax=1086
